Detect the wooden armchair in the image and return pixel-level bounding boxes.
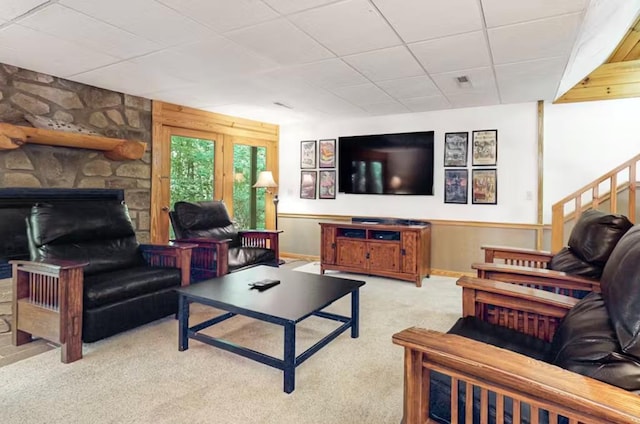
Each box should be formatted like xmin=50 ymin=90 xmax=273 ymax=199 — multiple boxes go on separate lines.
xmin=393 ymin=276 xmax=640 ymax=423
xmin=477 ymin=209 xmax=632 ymax=298
xmin=170 ymin=200 xmax=281 ymax=281
xmin=472 ymin=261 xmax=600 ymax=298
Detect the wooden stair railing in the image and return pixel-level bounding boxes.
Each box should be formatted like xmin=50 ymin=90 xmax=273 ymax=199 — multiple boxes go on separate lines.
xmin=551 ymin=152 xmax=640 ymax=252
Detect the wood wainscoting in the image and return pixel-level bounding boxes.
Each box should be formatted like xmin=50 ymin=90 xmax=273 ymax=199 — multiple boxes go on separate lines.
xmin=279 ymin=213 xmax=549 ymax=276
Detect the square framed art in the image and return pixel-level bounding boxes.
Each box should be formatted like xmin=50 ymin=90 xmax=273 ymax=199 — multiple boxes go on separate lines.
xmin=319 ymin=170 xmax=336 ymax=199
xmin=444 ymin=132 xmax=468 ymax=167
xmin=318 ymin=139 xmax=336 ymax=168
xmin=300 ymin=140 xmax=317 ymax=169
xmin=300 ymin=170 xmax=317 ymax=199
xmin=444 ymin=169 xmax=468 ymax=204
xmin=472 ymin=129 xmax=497 ymax=166
xmin=472 ymin=169 xmax=497 ymax=204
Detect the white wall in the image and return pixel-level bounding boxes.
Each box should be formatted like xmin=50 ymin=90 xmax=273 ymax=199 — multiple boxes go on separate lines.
xmin=278 ymin=98 xmax=640 ymax=226
xmin=279 ymin=102 xmax=539 ymax=224
xmin=544 ymin=97 xmax=640 ymax=222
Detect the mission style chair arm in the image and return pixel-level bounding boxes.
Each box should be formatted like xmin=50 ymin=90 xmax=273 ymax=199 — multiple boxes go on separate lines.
xmin=392 ymin=327 xmax=640 ymax=424
xmin=472 ymin=262 xmax=600 ymax=298
xmin=482 ymin=244 xmax=554 ymax=268
xmin=238 ymin=229 xmax=282 ymax=261
xmin=11 ymin=259 xmax=88 ymax=364
xmin=458 ymin=276 xmax=578 ymax=342
xmin=139 ymin=242 xmax=196 ymax=286
xmin=169 ymin=237 xmax=232 ymax=278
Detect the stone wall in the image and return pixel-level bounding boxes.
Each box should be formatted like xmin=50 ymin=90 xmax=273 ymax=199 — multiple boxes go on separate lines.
xmin=0 ymin=63 xmax=152 ymax=241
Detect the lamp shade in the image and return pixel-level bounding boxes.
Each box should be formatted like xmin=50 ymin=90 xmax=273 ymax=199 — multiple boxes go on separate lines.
xmin=253 ymin=171 xmax=278 ymax=188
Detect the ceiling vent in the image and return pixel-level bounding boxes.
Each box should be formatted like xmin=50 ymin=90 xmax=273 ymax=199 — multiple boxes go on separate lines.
xmin=455 ymin=75 xmax=472 ymax=89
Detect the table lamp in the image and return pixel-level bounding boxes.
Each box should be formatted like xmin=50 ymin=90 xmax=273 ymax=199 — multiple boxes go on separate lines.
xmin=253 ymin=170 xmax=279 ymax=230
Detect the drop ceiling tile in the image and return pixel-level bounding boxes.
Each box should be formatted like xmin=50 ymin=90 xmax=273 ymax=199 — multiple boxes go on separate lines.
xmin=489 ymin=13 xmax=583 ymax=64
xmin=446 ymin=90 xmax=500 ymax=108
xmin=360 ymin=101 xmax=409 ymax=115
xmin=132 ymin=37 xmax=279 ymax=83
xmin=377 ymin=76 xmax=439 ymax=99
xmin=481 ymin=0 xmax=588 ymax=27
xmin=431 ymin=67 xmax=496 ymax=95
xmin=59 ymin=0 xmax=215 ymax=46
xmin=0 ymin=0 xmax=47 ymax=21
xmin=225 ymin=18 xmax=334 ymax=65
xmin=495 ymin=56 xmax=567 ymax=103
xmin=71 ymin=61 xmax=194 ymax=96
xmin=156 ymin=0 xmax=278 ymax=33
xmin=281 ymin=59 xmax=368 ymax=88
xmin=0 ymin=25 xmax=118 ymax=77
xmin=262 ymin=0 xmax=336 ymax=15
xmin=410 ymin=31 xmax=491 ymax=74
xmin=373 ymin=0 xmax=483 ymax=42
xmin=343 ymin=46 xmax=424 ymax=82
xmin=399 ymin=95 xmax=451 ymax=112
xmin=330 ymin=83 xmax=394 ymax=106
xmin=289 ymin=0 xmax=401 ymax=56
xmin=18 ymin=4 xmax=159 ymax=59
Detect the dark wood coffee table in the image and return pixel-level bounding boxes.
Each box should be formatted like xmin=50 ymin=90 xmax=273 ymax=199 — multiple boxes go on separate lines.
xmin=175 ymin=265 xmax=365 ymax=393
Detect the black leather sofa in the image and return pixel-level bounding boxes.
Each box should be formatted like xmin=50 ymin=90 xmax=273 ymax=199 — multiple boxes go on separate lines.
xmin=170 ymin=200 xmax=279 ymax=281
xmin=425 ymin=224 xmax=640 ymax=423
xmin=24 ymin=201 xmax=193 ymax=343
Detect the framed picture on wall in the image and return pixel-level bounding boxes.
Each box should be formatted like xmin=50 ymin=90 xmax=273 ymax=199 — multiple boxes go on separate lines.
xmin=318 ymin=139 xmax=336 ymax=168
xmin=472 ymin=169 xmax=497 ymax=204
xmin=444 ymin=132 xmax=468 ymax=167
xmin=300 ymin=170 xmax=317 ymax=199
xmin=444 ymin=169 xmax=468 ymax=204
xmin=300 ymin=140 xmax=317 ymax=169
xmin=472 ymin=129 xmax=498 ymax=166
xmin=319 ymin=170 xmax=336 ymax=199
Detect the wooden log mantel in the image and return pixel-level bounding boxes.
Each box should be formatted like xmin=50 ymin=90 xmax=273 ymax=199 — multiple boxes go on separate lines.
xmin=0 ymin=123 xmax=147 ymax=161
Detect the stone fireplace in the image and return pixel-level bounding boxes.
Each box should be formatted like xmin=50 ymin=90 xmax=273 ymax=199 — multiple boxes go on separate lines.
xmin=0 ymin=63 xmax=154 ymax=334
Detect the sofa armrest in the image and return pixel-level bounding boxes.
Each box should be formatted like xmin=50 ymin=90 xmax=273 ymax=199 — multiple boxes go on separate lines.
xmin=171 ymin=237 xmax=231 ymax=278
xmin=472 ymin=262 xmax=600 ymax=298
xmin=139 ymin=243 xmax=196 ymax=286
xmin=238 ymin=230 xmax=282 ymax=261
xmin=11 ymin=259 xmax=87 ymax=363
xmin=482 ymin=244 xmax=553 ymax=268
xmin=458 ymin=276 xmax=577 ymax=341
xmin=392 ymin=328 xmax=640 ymax=424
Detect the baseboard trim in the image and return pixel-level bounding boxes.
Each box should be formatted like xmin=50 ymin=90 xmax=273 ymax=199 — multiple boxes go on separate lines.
xmin=280 ymin=252 xmax=474 ymax=278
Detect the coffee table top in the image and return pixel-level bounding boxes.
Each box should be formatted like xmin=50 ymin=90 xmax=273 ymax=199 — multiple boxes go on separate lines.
xmin=175 ymin=265 xmax=365 ymax=323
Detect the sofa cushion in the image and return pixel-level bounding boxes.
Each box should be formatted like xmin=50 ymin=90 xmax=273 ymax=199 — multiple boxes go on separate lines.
xmin=548 ymin=247 xmax=603 ymax=280
xmin=448 ymin=316 xmax=550 ymax=361
xmin=599 ymin=224 xmax=640 ymax=358
xmin=567 ymin=209 xmax=632 ymax=266
xmin=28 ymin=201 xmax=135 ymax=247
xmin=228 ymin=247 xmax=276 ymax=271
xmin=84 ymin=265 xmax=181 ymax=309
xmin=174 ymin=201 xmax=233 ymax=231
xmin=546 ymin=291 xmax=640 ymax=391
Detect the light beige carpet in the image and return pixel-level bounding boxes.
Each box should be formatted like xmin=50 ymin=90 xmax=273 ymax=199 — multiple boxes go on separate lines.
xmin=2 ymin=263 xmax=461 ymax=424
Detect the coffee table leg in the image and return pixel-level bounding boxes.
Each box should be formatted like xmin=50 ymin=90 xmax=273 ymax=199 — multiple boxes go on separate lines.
xmin=284 ymin=322 xmax=296 ymax=393
xmin=351 ymin=289 xmax=359 ymax=338
xmin=178 ymin=295 xmax=190 ymax=351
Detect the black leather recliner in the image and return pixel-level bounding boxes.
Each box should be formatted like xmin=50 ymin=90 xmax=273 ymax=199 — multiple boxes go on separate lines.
xmin=429 ymin=223 xmax=640 ymax=423
xmin=170 ymin=200 xmax=279 ymax=281
xmin=26 ymin=201 xmax=193 ymax=343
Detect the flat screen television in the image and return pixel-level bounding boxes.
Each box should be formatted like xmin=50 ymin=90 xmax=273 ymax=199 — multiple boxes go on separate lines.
xmin=338 ymin=131 xmax=434 ymax=195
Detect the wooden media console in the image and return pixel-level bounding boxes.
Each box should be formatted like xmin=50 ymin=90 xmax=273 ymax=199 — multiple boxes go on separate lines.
xmin=319 ymin=222 xmax=431 ymax=287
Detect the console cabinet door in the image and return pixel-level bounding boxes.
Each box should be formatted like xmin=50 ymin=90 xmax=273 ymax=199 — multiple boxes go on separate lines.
xmin=368 ymin=242 xmax=400 ymax=272
xmin=401 ymin=231 xmax=418 ymax=274
xmin=321 ymin=225 xmax=337 ymax=265
xmin=336 ymin=239 xmax=366 ymax=269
